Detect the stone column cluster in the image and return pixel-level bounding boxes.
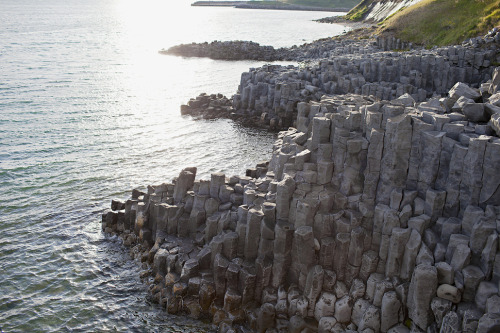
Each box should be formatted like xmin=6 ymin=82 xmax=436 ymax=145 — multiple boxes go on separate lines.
xmin=103 ymin=68 xmax=500 ymax=332
xmin=232 ymin=33 xmax=499 ymax=132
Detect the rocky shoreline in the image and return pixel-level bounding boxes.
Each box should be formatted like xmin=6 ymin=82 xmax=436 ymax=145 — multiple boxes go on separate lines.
xmin=162 ymin=41 xmax=289 ymax=61
xmin=180 ymin=93 xmax=277 ymax=130
xmin=160 ymin=31 xmax=382 ymax=62
xmin=103 ymin=29 xmax=500 ymax=332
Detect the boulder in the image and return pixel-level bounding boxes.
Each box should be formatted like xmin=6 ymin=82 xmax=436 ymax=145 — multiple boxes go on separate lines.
xmin=463 ymin=102 xmax=489 ymax=122
xmin=437 ymin=284 xmax=461 ymax=303
xmin=448 ymin=82 xmax=481 ymax=102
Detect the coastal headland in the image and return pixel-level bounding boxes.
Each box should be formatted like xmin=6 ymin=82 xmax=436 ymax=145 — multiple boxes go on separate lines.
xmin=103 ymin=4 xmax=500 ymax=332
xmin=191 ymin=1 xmax=351 ymax=12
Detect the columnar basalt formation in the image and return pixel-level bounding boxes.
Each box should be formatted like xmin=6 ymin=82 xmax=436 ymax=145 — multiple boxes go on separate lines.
xmin=178 ymin=31 xmax=499 ymax=132
xmin=104 ymin=68 xmax=500 ymax=332
xmin=231 ymin=34 xmax=499 ymax=131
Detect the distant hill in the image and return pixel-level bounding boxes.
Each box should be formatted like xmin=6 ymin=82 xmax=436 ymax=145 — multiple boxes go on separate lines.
xmin=193 ymin=0 xmax=360 ymax=10
xmin=280 ymin=0 xmax=359 ymax=9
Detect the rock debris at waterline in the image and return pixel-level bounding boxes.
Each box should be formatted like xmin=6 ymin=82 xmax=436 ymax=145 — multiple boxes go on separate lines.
xmin=180 ymin=92 xmax=294 ymax=131
xmin=103 ymin=67 xmax=500 ymax=331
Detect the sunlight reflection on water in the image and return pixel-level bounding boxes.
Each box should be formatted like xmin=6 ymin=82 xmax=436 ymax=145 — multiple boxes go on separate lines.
xmin=0 ymin=0 xmax=347 ymax=330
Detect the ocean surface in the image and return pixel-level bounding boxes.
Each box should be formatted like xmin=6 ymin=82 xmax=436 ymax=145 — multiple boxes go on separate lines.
xmin=0 ymin=0 xmax=347 ymax=331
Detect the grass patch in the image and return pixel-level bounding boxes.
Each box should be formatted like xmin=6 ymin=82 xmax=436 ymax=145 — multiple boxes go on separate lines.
xmin=345 ymin=5 xmax=368 ymax=20
xmin=344 ymin=0 xmax=370 ymax=20
xmin=379 ymin=0 xmax=500 ymax=46
xmin=476 ymin=8 xmax=500 ymax=33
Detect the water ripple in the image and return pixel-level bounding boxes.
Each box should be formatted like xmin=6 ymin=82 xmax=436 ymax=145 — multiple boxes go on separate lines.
xmin=0 ymin=0 xmax=347 ymax=331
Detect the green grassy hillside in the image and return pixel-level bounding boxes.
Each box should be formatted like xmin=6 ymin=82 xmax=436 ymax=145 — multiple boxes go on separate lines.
xmin=281 ymin=0 xmax=359 ymax=9
xmin=344 ymin=0 xmax=371 ymax=21
xmin=379 ymin=0 xmax=500 ymax=46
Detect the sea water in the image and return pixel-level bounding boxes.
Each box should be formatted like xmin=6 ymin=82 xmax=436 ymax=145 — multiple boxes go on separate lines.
xmin=0 ymin=0 xmax=347 ymax=331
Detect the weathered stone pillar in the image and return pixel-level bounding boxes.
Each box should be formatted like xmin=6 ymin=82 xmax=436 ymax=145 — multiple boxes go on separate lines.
xmin=304 ymin=265 xmax=324 ymax=316
xmin=291 ymin=226 xmax=315 ymax=289
xmin=377 ymin=114 xmax=412 ymax=204
xmin=348 ymin=226 xmax=365 ymax=267
xmin=210 ymin=172 xmax=225 ymax=199
xmin=245 ymin=208 xmax=263 ymax=261
xmin=385 ymin=227 xmax=411 ymax=278
xmin=400 ymin=229 xmax=422 ymax=280
xmin=272 ymin=221 xmax=294 ymax=288
xmin=333 ymin=233 xmax=350 ymax=281
xmin=173 ymin=168 xmax=196 ymax=204
xmin=276 ymin=175 xmax=296 ymax=220
xmin=480 ymin=141 xmax=500 ymax=206
xmin=407 ymin=264 xmax=438 ymax=330
xmin=444 ymin=143 xmax=468 ymax=217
